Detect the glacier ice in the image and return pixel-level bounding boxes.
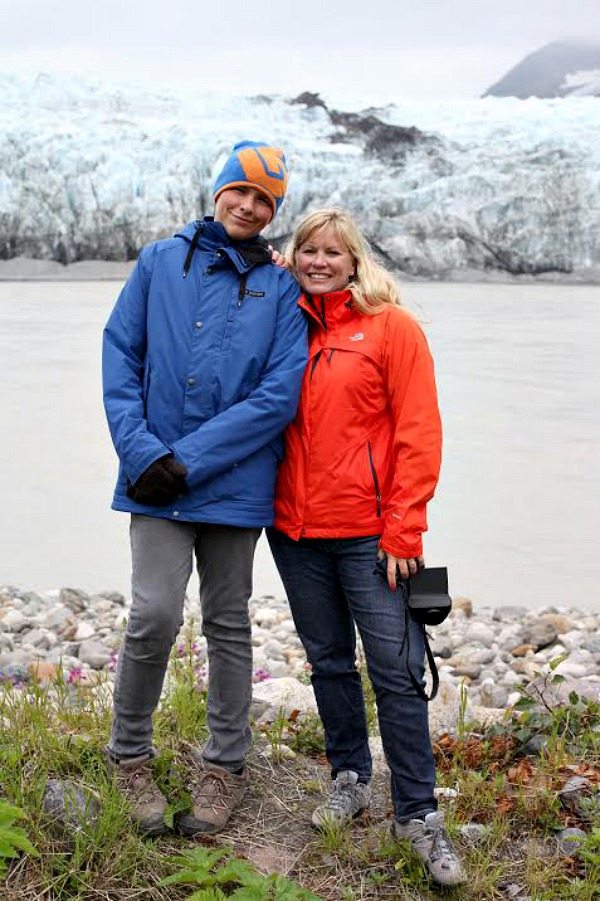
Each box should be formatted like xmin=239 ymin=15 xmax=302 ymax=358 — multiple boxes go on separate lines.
xmin=1 ymin=73 xmax=599 ymax=279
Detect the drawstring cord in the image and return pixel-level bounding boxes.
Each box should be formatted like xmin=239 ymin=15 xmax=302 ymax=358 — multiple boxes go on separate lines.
xmin=182 ymin=224 xmax=204 ymax=278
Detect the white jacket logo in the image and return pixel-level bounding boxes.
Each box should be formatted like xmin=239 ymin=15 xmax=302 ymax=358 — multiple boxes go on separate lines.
xmin=349 ymin=332 xmax=365 ymax=342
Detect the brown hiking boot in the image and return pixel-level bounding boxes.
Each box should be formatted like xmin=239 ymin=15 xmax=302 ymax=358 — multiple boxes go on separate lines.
xmin=104 ymin=748 xmax=168 ymax=836
xmin=177 ymin=762 xmax=249 ymax=835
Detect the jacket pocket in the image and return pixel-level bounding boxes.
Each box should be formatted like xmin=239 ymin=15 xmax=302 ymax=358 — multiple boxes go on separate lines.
xmin=367 ymin=440 xmax=382 ymax=517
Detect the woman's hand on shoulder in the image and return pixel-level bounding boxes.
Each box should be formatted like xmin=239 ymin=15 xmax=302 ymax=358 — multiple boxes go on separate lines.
xmin=269 ymin=246 xmax=289 ymax=269
xmin=377 ymin=549 xmax=424 ymax=592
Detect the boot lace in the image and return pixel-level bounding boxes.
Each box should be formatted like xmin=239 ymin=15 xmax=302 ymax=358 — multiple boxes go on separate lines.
xmin=193 ymin=770 xmax=233 ymax=813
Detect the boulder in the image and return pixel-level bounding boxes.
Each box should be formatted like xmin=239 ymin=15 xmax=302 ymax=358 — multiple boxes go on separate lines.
xmin=521 ymin=621 xmax=558 ymax=651
xmin=557 ymin=827 xmax=587 ymax=857
xmin=492 ymin=605 xmax=528 ymax=622
xmin=59 ymin=588 xmax=89 ymax=613
xmin=451 ymin=597 xmax=473 ymax=617
xmin=77 ymin=640 xmax=112 ymax=669
xmin=525 ymin=675 xmax=600 ymax=708
xmin=251 ymin=676 xmax=318 ymax=721
xmin=0 ymin=609 xmax=29 ymax=633
xmin=42 ymin=778 xmax=101 ymax=836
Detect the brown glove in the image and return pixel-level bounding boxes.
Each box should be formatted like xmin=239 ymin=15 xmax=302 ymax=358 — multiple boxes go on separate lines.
xmin=127 ymin=454 xmax=188 ymax=506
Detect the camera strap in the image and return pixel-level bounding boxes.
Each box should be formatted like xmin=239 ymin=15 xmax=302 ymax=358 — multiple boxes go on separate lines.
xmin=398 ymin=603 xmax=440 ymax=702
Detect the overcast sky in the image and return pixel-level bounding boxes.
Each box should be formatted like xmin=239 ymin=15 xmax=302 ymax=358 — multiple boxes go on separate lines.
xmin=2 ymin=0 xmax=600 ymax=102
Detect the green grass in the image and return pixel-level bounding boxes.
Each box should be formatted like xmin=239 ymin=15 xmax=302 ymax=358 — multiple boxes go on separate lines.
xmin=0 ymin=647 xmax=599 ymax=900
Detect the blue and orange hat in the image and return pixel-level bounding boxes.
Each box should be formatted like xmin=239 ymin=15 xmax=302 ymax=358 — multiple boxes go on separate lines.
xmin=213 ymin=140 xmax=289 ymax=220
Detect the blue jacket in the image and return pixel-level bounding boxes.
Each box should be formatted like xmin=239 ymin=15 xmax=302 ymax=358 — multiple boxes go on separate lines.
xmin=102 ymin=218 xmax=308 ymax=526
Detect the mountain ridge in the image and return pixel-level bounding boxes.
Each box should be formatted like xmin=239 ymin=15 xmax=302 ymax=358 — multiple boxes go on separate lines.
xmin=484 ymin=40 xmax=600 ymax=98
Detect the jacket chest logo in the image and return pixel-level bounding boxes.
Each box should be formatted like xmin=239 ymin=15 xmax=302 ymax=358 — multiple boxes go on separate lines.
xmin=348 ymin=332 xmax=365 ymax=342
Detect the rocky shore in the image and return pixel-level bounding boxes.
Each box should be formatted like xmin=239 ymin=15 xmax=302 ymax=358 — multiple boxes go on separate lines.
xmin=1 ymin=585 xmax=599 ymax=735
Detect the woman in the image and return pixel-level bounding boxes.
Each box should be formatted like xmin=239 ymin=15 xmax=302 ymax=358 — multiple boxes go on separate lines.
xmin=267 ymin=209 xmax=465 ymax=887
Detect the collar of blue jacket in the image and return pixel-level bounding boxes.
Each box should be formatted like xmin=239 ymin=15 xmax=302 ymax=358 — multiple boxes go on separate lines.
xmin=177 ymin=217 xmax=272 ymax=277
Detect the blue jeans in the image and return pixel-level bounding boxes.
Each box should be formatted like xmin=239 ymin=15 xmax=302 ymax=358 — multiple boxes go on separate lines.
xmin=267 ymin=529 xmax=437 ymax=822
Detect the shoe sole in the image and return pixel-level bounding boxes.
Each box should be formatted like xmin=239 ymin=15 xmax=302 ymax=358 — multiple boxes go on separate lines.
xmin=176 ymin=815 xmax=229 ymax=836
xmin=311 ymin=805 xmax=369 ymax=829
xmin=135 ymin=820 xmax=170 ymax=838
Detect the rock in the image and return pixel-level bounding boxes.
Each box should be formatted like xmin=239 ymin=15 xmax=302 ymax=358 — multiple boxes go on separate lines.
xmin=264 ymin=743 xmax=296 ymax=760
xmin=451 ymin=596 xmax=473 ymax=617
xmin=262 ymin=639 xmax=285 ymax=660
xmin=468 ymin=705 xmax=506 ymax=728
xmin=433 ymin=785 xmax=459 ymax=799
xmin=465 ymin=646 xmax=497 ymax=665
xmin=252 ymin=607 xmax=281 ymax=627
xmin=522 ymin=621 xmax=558 ymax=651
xmin=479 ymin=679 xmax=508 ymax=709
xmin=42 ymin=605 xmax=77 ymax=638
xmin=582 ymin=634 xmax=600 ymax=655
xmin=557 ymin=827 xmax=587 ymax=857
xmin=251 ymin=676 xmax=318 ymax=721
xmin=428 ymin=679 xmax=461 ymax=737
xmin=95 ymin=590 xmax=126 ymax=606
xmin=74 ymin=622 xmax=95 ymax=641
xmin=559 ymin=776 xmax=593 ymax=818
xmin=497 ymin=624 xmax=524 ymax=646
xmin=462 ymin=623 xmax=496 ymax=644
xmin=0 ymin=633 xmax=14 ymax=651
xmin=29 ymin=660 xmax=57 ymax=683
xmin=77 ymin=640 xmax=112 ymax=669
xmin=45 ymin=651 xmax=80 ymax=670
xmin=449 ymin=663 xmax=482 ymax=680
xmin=0 ymin=609 xmax=29 ymax=632
xmin=522 ymin=734 xmax=549 ymax=757
xmin=492 ymin=605 xmax=528 ymax=622
xmin=511 ymin=644 xmax=536 ymax=658
xmin=555 ymin=661 xmax=595 ymax=679
xmin=22 ymin=628 xmax=56 ymax=650
xmin=558 ymin=629 xmax=588 ymax=651
xmin=42 ymin=778 xmax=101 ymax=835
xmin=525 ymin=676 xmax=600 ymax=708
xmin=433 ymin=644 xmax=453 ymax=659
xmin=59 ymin=587 xmax=89 ymax=613
xmin=538 ymin=613 xmax=574 ymax=635
xmin=264 ymin=659 xmax=290 ymax=678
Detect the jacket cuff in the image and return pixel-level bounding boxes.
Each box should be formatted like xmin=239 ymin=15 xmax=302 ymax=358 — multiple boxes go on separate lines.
xmin=379 ymin=532 xmax=423 ymax=560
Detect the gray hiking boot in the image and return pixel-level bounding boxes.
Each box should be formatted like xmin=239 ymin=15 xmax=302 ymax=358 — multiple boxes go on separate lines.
xmin=104 ymin=749 xmax=168 ymax=837
xmin=177 ymin=762 xmax=249 ymax=835
xmin=392 ymin=810 xmax=466 ymax=887
xmin=311 ymin=770 xmax=371 ymax=828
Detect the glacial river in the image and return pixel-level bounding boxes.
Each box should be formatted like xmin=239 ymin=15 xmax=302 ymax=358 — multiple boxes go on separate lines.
xmin=0 ymin=281 xmax=598 ymax=612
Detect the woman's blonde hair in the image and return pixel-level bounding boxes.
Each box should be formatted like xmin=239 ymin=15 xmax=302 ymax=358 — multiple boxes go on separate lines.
xmin=284 ymin=208 xmax=400 ymax=313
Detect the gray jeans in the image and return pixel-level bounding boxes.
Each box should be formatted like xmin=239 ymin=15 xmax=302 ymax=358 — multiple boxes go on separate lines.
xmin=108 ymin=515 xmax=261 ymax=769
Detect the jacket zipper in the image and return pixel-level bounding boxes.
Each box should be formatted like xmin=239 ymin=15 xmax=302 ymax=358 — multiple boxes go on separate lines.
xmin=367 ymin=440 xmax=382 ymax=517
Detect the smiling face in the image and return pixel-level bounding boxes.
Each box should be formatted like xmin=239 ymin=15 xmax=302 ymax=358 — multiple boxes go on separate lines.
xmin=214 ymin=185 xmax=273 ymax=240
xmin=295 ymin=225 xmax=356 ymax=295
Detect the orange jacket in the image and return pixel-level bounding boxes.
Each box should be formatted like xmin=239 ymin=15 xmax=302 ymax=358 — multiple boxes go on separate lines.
xmin=273 ymin=290 xmax=442 ymax=558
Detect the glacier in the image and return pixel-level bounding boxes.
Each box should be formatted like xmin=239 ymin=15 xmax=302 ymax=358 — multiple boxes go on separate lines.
xmin=1 ymin=73 xmax=599 ymax=280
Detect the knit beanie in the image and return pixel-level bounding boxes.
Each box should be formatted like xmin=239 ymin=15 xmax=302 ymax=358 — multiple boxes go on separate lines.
xmin=213 ymin=140 xmax=289 ymax=219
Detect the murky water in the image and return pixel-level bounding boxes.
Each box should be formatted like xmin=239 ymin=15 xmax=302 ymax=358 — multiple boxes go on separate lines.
xmin=1 ymin=281 xmax=598 ymax=611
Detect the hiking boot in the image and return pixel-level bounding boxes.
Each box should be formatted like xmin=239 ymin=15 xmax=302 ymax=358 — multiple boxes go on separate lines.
xmin=392 ymin=810 xmax=466 ymax=887
xmin=104 ymin=748 xmax=168 ymax=837
xmin=311 ymin=770 xmax=371 ymax=828
xmin=177 ymin=762 xmax=249 ymax=835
